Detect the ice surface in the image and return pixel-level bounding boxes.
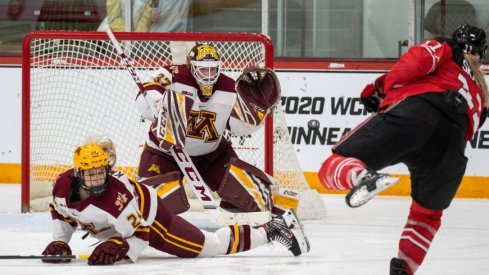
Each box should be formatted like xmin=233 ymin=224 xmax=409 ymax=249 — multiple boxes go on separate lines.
xmin=0 ymin=184 xmax=488 ymax=275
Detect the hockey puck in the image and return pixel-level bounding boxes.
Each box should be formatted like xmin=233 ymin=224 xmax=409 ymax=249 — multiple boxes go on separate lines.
xmin=308 ymin=119 xmax=320 ymax=129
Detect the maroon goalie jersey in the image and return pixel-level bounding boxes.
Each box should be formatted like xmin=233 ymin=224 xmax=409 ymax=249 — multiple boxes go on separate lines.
xmin=379 ymin=38 xmax=486 ymax=140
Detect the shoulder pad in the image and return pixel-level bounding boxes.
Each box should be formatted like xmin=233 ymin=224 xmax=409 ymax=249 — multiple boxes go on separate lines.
xmin=435 ymin=37 xmax=465 ymax=66
xmin=53 ymin=169 xmax=76 ymax=197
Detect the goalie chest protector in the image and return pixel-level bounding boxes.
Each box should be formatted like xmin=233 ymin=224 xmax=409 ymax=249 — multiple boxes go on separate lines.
xmin=148 ymin=65 xmax=237 ymax=156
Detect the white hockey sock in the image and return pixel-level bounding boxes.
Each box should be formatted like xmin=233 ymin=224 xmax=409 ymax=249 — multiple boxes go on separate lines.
xmin=199 ymin=225 xmax=268 ymax=257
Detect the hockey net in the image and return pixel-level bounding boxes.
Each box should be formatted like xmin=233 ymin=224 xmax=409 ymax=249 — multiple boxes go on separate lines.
xmin=22 ymin=31 xmax=326 ymax=220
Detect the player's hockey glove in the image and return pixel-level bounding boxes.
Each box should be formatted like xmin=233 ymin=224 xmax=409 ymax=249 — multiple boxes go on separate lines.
xmin=88 ymin=236 xmax=129 ymax=265
xmin=360 ymin=74 xmax=386 ymax=113
xmin=41 ymin=241 xmax=72 ymax=263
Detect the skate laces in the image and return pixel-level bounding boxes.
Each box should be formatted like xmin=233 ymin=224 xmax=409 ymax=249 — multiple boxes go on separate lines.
xmin=266 ymin=216 xmax=294 ymax=249
xmin=260 ymin=210 xmax=308 ymax=256
xmin=356 ymin=169 xmax=385 ymax=188
xmin=346 ymin=169 xmax=400 ymax=208
xmin=352 ymin=169 xmax=369 ymax=186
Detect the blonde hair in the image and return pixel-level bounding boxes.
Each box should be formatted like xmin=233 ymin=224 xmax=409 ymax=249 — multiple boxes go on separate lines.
xmin=464 ymin=53 xmax=489 ymax=107
xmin=83 ymin=136 xmax=117 ymax=167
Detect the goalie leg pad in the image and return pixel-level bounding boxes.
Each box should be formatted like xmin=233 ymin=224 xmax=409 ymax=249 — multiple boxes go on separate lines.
xmin=272 ymin=189 xmax=300 ymax=217
xmin=217 ymin=157 xmax=273 ymax=212
xmin=140 ymin=171 xmax=190 ymax=214
xmin=137 ymin=145 xmax=179 ymax=178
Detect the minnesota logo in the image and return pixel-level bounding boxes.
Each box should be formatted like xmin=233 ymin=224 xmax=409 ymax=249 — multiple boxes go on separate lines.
xmin=148 ymin=164 xmax=161 ymax=174
xmin=115 ymin=192 xmax=128 ymax=211
xmin=78 ymin=221 xmax=111 ymax=235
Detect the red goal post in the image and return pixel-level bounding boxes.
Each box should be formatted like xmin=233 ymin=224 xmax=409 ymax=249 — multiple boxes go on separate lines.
xmin=21 ymin=30 xmax=325 ymax=219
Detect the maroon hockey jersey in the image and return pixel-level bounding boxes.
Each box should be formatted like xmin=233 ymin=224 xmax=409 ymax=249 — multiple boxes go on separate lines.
xmin=49 ymin=169 xmax=158 ymax=262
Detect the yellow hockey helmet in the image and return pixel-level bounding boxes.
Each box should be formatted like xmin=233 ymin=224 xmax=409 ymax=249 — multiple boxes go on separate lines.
xmin=73 ymin=143 xmax=111 ymax=197
xmin=73 ymin=144 xmax=109 ymax=171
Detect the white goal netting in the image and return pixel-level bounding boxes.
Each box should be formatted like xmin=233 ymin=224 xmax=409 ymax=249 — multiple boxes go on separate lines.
xmin=23 ymin=31 xmax=326 ymax=220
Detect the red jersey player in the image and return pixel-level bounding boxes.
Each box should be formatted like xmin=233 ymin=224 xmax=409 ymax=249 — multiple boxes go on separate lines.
xmin=318 ymin=24 xmax=487 ymax=274
xmin=41 ymin=137 xmax=309 ymax=265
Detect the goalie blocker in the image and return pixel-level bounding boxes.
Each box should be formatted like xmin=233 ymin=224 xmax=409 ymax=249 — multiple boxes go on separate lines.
xmin=154 ymin=88 xmax=193 ymax=152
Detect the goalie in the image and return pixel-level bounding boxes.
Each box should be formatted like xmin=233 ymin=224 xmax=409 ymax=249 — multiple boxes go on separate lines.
xmin=135 ymin=43 xmax=297 ymax=222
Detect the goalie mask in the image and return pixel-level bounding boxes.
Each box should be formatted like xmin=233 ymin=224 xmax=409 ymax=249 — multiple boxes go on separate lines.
xmin=452 ymin=24 xmax=487 ymax=60
xmin=187 ymin=43 xmax=221 ymax=97
xmin=73 ymin=143 xmax=112 ymax=197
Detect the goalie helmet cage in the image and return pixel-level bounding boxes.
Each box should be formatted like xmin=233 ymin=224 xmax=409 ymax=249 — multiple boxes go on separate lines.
xmin=21 ymin=30 xmax=325 ymax=219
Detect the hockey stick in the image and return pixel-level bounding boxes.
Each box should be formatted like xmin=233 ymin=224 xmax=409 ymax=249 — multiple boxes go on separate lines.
xmin=0 ymin=254 xmax=89 ymax=260
xmin=103 ymin=26 xmax=219 ymax=222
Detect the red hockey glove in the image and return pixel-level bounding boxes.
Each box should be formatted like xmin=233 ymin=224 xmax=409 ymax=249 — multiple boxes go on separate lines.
xmin=360 ymin=74 xmax=386 ymax=113
xmin=41 ymin=241 xmax=72 ymax=263
xmin=88 ymin=236 xmax=129 ymax=265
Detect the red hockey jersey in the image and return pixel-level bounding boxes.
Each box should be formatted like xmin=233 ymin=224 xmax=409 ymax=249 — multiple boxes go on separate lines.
xmin=379 ymin=39 xmax=486 ymax=140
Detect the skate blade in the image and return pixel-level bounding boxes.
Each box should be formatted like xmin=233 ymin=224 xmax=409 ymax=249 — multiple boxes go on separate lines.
xmin=284 ymin=209 xmax=310 ymax=255
xmin=346 ymin=176 xmax=400 ymax=208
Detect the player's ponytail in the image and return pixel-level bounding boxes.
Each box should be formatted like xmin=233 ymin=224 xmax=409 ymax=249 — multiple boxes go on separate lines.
xmin=464 ymin=53 xmax=488 ymax=107
xmin=84 ymin=136 xmax=117 ymax=167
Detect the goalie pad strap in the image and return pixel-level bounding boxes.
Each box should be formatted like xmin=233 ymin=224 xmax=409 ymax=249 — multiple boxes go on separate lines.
xmin=140 ymin=172 xmax=190 ymax=214
xmin=217 ymin=157 xmax=273 ymax=212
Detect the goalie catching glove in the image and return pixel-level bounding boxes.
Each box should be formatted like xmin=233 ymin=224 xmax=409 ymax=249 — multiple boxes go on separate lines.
xmin=229 ymin=67 xmax=281 ymax=135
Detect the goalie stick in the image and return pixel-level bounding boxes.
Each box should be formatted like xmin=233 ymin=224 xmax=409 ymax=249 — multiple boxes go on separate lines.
xmin=104 ymin=25 xmax=219 ymax=222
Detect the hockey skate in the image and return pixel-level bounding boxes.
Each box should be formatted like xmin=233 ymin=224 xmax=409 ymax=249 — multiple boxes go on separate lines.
xmin=390 ymin=257 xmax=409 ymax=275
xmin=345 ymin=169 xmax=400 ymax=208
xmin=262 ymin=209 xmax=310 ymax=256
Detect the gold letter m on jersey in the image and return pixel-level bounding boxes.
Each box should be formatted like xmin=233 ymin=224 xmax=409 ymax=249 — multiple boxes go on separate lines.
xmin=187 ymin=110 xmax=220 ymax=142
